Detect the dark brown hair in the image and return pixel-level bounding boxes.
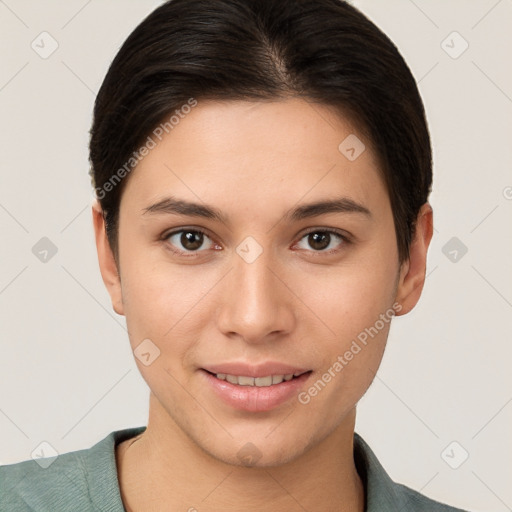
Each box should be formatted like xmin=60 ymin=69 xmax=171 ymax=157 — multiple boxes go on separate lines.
xmin=89 ymin=0 xmax=432 ymax=264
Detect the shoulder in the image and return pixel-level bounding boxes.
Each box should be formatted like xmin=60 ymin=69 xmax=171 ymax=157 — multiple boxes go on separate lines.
xmin=0 ymin=446 xmax=92 ymax=511
xmin=353 ymin=432 xmax=472 ymax=512
xmin=0 ymin=426 xmax=146 ymax=512
xmin=392 ymin=481 xmax=470 ymax=512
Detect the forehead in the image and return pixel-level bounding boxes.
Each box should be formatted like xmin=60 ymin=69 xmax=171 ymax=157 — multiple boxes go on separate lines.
xmin=121 ymin=98 xmax=387 ymax=218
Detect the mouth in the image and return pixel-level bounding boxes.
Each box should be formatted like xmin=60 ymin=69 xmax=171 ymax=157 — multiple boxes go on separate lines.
xmin=200 ymin=368 xmax=313 ymax=412
xmin=203 ymin=369 xmax=311 ymax=387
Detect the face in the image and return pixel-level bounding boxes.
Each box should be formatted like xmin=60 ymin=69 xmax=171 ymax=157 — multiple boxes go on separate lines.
xmin=94 ymin=97 xmax=431 ymax=467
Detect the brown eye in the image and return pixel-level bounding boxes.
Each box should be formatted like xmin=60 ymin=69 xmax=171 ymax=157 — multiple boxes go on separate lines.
xmin=296 ymin=229 xmax=348 ymax=253
xmin=307 ymin=232 xmax=330 ymax=251
xmin=165 ymin=229 xmax=214 ymax=253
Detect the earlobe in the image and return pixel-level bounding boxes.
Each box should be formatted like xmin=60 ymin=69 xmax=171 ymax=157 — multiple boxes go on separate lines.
xmin=394 ymin=202 xmax=434 ymax=316
xmin=91 ymin=199 xmax=125 ymax=316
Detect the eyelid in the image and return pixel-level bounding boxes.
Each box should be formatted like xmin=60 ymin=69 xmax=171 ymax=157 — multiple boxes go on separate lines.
xmin=161 ymin=226 xmax=213 ymax=241
xmin=161 ymin=226 xmax=352 ymax=256
xmin=293 ymin=227 xmax=352 ymax=254
xmin=161 ymin=226 xmax=218 ymax=255
xmin=298 ymin=226 xmax=352 ymax=242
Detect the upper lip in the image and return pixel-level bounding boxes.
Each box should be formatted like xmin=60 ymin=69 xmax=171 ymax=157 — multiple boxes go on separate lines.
xmin=202 ymin=362 xmax=311 ymax=378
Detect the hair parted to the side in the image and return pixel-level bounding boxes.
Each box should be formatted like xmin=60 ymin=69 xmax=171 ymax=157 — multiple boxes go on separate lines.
xmin=89 ymin=0 xmax=432 ymax=264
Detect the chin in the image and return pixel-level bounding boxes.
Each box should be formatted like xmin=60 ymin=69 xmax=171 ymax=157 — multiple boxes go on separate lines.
xmin=200 ymin=424 xmax=322 ymax=469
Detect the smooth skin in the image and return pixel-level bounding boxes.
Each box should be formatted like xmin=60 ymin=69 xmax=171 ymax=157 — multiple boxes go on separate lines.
xmin=92 ymin=97 xmax=433 ymax=512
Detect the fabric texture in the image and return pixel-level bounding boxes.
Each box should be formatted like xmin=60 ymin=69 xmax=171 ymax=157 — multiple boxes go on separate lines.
xmin=0 ymin=426 xmax=470 ymax=511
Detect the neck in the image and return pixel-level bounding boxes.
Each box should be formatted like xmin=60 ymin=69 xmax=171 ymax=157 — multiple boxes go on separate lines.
xmin=117 ymin=394 xmax=365 ymax=512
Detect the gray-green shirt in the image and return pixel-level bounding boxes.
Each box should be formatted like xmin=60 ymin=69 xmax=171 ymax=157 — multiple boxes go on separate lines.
xmin=0 ymin=426 xmax=470 ymax=511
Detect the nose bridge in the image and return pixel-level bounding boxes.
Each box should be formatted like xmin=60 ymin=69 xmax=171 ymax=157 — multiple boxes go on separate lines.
xmin=218 ymin=237 xmax=293 ymax=342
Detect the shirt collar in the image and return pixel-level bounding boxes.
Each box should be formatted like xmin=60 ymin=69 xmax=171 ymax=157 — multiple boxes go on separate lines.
xmin=90 ymin=427 xmax=408 ymax=511
xmin=354 ymin=432 xmax=411 ymax=511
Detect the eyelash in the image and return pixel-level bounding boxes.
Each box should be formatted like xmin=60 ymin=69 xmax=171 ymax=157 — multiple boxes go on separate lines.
xmin=161 ymin=227 xmax=352 ymax=258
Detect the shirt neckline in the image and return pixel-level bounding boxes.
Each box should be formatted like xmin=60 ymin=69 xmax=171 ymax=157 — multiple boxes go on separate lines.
xmin=85 ymin=426 xmax=401 ymax=512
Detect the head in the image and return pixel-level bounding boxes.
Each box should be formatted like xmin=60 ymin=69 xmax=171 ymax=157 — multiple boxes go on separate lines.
xmin=90 ymin=0 xmax=433 ymax=467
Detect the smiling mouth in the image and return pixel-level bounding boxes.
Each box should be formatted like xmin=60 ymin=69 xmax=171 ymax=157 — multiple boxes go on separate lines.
xmin=203 ymin=370 xmax=312 ymax=387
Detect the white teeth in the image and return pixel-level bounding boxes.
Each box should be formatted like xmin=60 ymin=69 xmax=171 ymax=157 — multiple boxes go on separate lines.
xmin=226 ymin=374 xmax=238 ymax=384
xmin=254 ymin=376 xmax=273 ymax=386
xmin=214 ymin=372 xmax=304 ymax=387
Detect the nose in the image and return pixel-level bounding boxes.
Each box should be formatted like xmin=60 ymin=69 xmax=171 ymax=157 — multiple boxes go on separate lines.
xmin=216 ymin=244 xmax=296 ymax=345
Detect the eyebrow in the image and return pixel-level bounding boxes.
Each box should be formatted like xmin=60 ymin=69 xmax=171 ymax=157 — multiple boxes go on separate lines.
xmin=142 ymin=195 xmax=372 ymax=223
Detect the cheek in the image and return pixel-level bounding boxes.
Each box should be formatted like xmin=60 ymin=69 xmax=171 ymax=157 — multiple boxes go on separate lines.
xmin=119 ymin=265 xmax=205 ymax=395
xmin=296 ymin=241 xmax=398 ymax=397
xmin=119 ymin=252 xmax=216 ymax=359
xmin=304 ymin=275 xmax=393 ymax=382
xmin=303 ymin=250 xmax=398 ymax=342
xmin=295 ymin=268 xmax=396 ymax=424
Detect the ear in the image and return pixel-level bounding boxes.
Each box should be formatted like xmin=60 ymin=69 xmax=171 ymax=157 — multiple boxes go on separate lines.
xmin=91 ymin=199 xmax=125 ymax=316
xmin=394 ymin=202 xmax=433 ymax=316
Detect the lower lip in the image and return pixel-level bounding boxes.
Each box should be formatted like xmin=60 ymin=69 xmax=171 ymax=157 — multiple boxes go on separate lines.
xmin=200 ymin=370 xmax=312 ymax=412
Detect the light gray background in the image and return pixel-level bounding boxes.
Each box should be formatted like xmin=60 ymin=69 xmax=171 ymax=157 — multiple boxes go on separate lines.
xmin=0 ymin=1 xmax=511 ymax=511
